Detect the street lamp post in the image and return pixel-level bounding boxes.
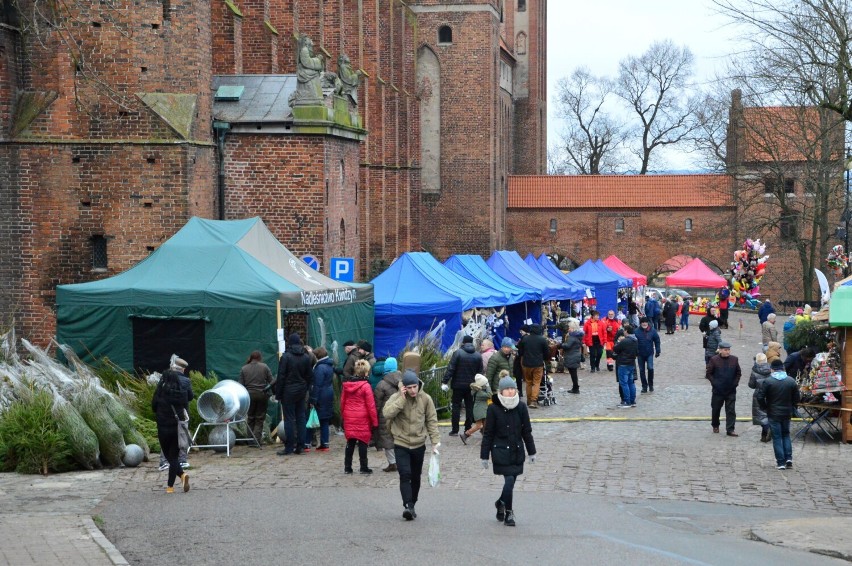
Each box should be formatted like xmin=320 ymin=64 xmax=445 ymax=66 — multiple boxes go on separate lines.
xmin=846 ymin=151 xmax=852 ymax=277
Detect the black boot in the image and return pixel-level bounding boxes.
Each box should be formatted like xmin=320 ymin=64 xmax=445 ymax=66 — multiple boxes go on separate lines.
xmin=403 ymin=503 xmax=416 ymax=520
xmin=504 ymin=510 xmax=515 ymax=526
xmin=495 ymin=499 xmax=505 ymax=521
xmin=648 ymin=369 xmax=654 ymax=392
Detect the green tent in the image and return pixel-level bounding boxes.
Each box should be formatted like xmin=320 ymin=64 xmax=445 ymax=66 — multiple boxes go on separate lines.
xmin=56 ymin=217 xmax=373 ymax=378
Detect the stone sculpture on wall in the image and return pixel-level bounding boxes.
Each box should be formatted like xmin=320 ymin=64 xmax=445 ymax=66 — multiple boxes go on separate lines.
xmin=335 ymin=54 xmax=364 ymax=103
xmin=289 ymin=34 xmax=325 ymax=106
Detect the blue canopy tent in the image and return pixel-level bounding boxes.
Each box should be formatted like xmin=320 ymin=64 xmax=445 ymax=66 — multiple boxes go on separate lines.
xmin=371 ymin=252 xmax=512 ymax=356
xmin=487 ymin=250 xmax=579 ymax=338
xmin=568 ymin=260 xmax=631 ymax=316
xmin=444 ymin=254 xmax=542 ymax=343
xmin=523 ymin=254 xmax=587 ymax=300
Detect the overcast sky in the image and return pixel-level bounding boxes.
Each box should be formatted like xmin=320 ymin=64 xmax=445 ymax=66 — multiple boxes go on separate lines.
xmin=546 ymin=0 xmax=744 ymax=171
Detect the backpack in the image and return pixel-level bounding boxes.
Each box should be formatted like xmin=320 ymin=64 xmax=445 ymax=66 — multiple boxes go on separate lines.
xmin=160 ymin=371 xmax=185 ymax=407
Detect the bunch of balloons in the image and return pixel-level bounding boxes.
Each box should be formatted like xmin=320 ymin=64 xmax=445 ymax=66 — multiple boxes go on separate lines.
xmin=826 ymin=245 xmax=848 ymax=277
xmin=727 ymin=238 xmax=768 ymax=308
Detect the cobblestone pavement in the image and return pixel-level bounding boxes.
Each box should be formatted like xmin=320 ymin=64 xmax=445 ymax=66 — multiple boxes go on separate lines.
xmin=4 ymin=310 xmax=851 ymax=565
xmin=110 ymin=312 xmax=852 ymax=517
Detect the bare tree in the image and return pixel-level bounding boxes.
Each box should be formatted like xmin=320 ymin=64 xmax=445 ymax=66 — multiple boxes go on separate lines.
xmin=690 ymin=82 xmax=733 ymax=172
xmin=553 ymin=68 xmax=624 ymax=174
xmin=725 ymin=86 xmax=845 ymax=300
xmin=615 ymin=40 xmax=700 ymax=174
xmin=714 ymin=0 xmax=852 ymax=123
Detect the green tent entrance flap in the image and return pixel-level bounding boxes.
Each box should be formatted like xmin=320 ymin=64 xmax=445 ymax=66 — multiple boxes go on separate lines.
xmin=56 ymin=217 xmax=374 ymax=378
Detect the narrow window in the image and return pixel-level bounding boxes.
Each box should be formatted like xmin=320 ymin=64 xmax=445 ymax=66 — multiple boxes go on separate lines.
xmin=685 ymin=218 xmax=693 ymax=232
xmin=438 ymin=25 xmax=452 ymax=44
xmin=518 ymin=0 xmax=526 ymax=11
xmin=549 ymin=218 xmax=557 ymax=233
xmin=340 ymin=219 xmax=346 ymax=249
xmin=615 ymin=218 xmax=624 ymax=233
xmin=92 ymin=235 xmax=108 ymax=269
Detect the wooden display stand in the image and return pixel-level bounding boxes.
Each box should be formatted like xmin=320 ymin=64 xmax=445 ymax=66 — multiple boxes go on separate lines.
xmin=842 ymin=328 xmax=852 ymax=443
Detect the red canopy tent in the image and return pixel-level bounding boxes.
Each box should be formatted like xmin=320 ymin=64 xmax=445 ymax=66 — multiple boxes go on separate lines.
xmin=665 ymin=258 xmax=726 ymax=288
xmin=602 ymin=255 xmax=647 ymax=287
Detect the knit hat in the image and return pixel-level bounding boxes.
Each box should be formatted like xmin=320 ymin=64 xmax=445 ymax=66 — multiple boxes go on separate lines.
xmin=498 ymin=376 xmax=516 ymax=391
xmin=357 ymin=340 xmax=372 ymax=353
xmin=402 ymin=369 xmax=419 ymax=386
xmin=755 ymin=353 xmax=767 ymax=364
xmin=462 ymin=335 xmax=474 ymax=344
xmin=383 ymin=357 xmax=398 ymax=374
xmin=770 ymin=359 xmax=784 ymax=370
xmin=520 ymin=324 xmax=531 ymax=333
xmin=501 ymin=337 xmax=515 ymax=349
xmin=343 ymin=340 xmax=355 ymax=348
xmin=473 ymin=373 xmax=488 ymax=390
xmin=795 ymin=308 xmax=804 ymax=315
xmin=709 ymin=320 xmax=718 ymax=330
xmin=288 ymin=333 xmax=302 ymax=346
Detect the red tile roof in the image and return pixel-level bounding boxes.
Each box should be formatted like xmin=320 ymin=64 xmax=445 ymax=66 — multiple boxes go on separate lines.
xmin=741 ymin=106 xmax=843 ymax=163
xmin=508 ymin=174 xmax=733 ymax=209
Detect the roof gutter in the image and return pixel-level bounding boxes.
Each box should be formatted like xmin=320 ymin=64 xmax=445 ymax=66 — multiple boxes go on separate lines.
xmin=213 ymin=121 xmax=231 ymax=220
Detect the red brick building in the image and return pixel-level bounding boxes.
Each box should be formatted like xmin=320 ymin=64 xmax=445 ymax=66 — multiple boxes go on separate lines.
xmin=506 ymin=91 xmax=846 ymax=303
xmin=0 ymin=0 xmax=548 ymax=344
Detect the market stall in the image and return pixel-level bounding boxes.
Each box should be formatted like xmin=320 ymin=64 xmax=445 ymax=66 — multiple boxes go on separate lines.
xmin=827 ymin=279 xmax=852 ymax=442
xmin=665 ymin=258 xmax=727 ymax=315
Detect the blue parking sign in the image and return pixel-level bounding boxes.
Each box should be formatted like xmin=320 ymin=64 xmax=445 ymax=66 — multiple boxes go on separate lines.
xmin=330 ymin=257 xmax=355 ymax=282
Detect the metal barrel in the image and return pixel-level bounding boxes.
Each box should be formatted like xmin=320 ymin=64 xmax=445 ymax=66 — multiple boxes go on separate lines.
xmin=196 ymin=379 xmax=251 ymax=423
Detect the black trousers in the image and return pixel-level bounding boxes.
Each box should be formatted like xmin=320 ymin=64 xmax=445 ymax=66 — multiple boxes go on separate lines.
xmin=344 ymin=438 xmax=368 ymax=471
xmin=589 ymin=343 xmax=603 ymax=370
xmin=450 ymin=388 xmax=474 ymax=433
xmin=247 ymin=391 xmax=268 ymax=443
xmin=394 ymin=444 xmax=426 ymax=507
xmin=719 ymin=308 xmax=729 ymax=328
xmin=711 ymin=391 xmax=737 ymax=432
xmin=157 ymin=424 xmax=181 ymax=487
xmin=567 ymin=367 xmax=579 ymax=390
xmin=500 ymin=475 xmax=517 ymax=510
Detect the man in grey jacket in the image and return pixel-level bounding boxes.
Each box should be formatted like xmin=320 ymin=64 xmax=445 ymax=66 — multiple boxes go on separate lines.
xmin=756 ymin=359 xmax=801 ymax=469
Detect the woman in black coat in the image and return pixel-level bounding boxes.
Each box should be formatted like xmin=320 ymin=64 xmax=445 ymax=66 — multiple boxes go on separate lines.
xmin=560 ymin=323 xmax=584 ymax=394
xmin=480 ymin=376 xmax=536 ymax=527
xmin=662 ymin=299 xmax=677 ymax=334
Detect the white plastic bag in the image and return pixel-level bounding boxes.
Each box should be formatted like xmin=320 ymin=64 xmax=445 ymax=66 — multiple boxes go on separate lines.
xmin=428 ymin=452 xmax=441 ymax=487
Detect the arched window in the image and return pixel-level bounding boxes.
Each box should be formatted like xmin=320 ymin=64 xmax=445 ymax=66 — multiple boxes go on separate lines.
xmin=615 ymin=218 xmax=624 ymax=233
xmin=685 ymin=218 xmax=693 ymax=232
xmin=438 ymin=25 xmax=453 ymax=44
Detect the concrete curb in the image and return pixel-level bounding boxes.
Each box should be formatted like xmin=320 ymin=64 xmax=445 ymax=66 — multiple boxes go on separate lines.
xmin=82 ymin=516 xmax=129 ymax=566
xmin=749 ymin=518 xmax=852 ymax=563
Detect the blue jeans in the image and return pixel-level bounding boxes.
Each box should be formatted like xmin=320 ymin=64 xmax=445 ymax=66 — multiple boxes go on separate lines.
xmin=304 ymin=418 xmax=331 ymax=447
xmin=768 ymin=418 xmax=792 ymax=466
xmin=282 ymin=400 xmax=306 ymax=453
xmin=680 ymin=313 xmax=689 ymax=329
xmin=617 ymin=365 xmax=636 ymax=404
xmin=637 ymin=354 xmax=654 ymax=389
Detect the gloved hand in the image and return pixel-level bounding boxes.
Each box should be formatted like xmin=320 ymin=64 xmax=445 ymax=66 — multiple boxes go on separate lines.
xmin=433 ymin=442 xmax=441 ymax=454
xmin=530 ymin=455 xmax=537 ymax=463
xmin=441 ymin=383 xmax=449 ymax=392
xmin=481 ymin=459 xmax=489 ymax=470
xmin=655 ymin=351 xmax=661 ymax=358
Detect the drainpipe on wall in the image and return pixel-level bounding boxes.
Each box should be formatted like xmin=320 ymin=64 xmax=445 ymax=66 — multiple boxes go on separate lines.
xmin=213 ymin=121 xmax=231 ymax=220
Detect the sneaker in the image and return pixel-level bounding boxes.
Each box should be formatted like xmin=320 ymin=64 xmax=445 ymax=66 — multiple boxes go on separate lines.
xmin=640 ymin=389 xmax=648 ymax=394
xmin=786 ymin=460 xmax=793 ymax=469
xmin=777 ymin=464 xmax=787 ymax=470
xmin=276 ymin=449 xmax=293 ymax=456
xmin=158 ymin=463 xmax=169 ymax=472
xmin=617 ymin=403 xmax=630 ymax=409
xmin=302 ymin=447 xmax=311 ymax=453
xmin=359 ymin=468 xmax=373 ymax=475
xmin=528 ymin=403 xmax=539 ymax=409
xmin=344 ymin=468 xmax=353 ymax=475
xmin=448 ymin=431 xmax=459 ymax=437
xmin=165 ymin=486 xmax=175 ymax=494
xmin=180 ymin=462 xmax=190 ymax=470
xmin=569 ymin=389 xmax=579 ymax=394
xmin=712 ymin=427 xmax=719 ymax=433
xmin=649 ymin=386 xmax=654 ymax=392
xmin=180 ymin=473 xmax=190 ymax=493
xmin=459 ymin=432 xmax=468 ymax=445
xmin=403 ymin=503 xmax=416 ymax=521
xmin=495 ymin=500 xmax=506 ymax=522
xmin=316 ymin=445 xmax=330 ymax=452
xmin=383 ymin=463 xmax=397 ymax=472
xmin=504 ymin=510 xmax=516 ymax=527
xmin=726 ymin=431 xmax=739 ymax=437
xmin=630 ymin=403 xmax=637 ymax=407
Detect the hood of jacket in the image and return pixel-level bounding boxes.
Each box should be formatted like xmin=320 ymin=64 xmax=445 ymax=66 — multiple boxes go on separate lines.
xmin=569 ymin=330 xmax=585 ymax=339
xmin=752 ymin=362 xmax=771 ymax=376
xmin=316 ymin=357 xmax=333 ymax=367
xmin=771 ymin=370 xmax=789 ymax=381
xmin=288 ymin=344 xmax=306 ymax=356
xmin=461 ymin=343 xmax=476 ymax=354
xmin=529 ymin=324 xmax=544 ymax=336
xmin=381 ymin=370 xmax=402 ymax=387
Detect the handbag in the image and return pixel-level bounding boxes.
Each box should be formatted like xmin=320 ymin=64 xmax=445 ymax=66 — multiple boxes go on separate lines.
xmin=306 ymin=407 xmax=320 ymax=429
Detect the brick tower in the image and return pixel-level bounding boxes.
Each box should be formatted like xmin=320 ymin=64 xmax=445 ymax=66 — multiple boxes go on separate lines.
xmin=411 ymin=0 xmax=547 ymax=258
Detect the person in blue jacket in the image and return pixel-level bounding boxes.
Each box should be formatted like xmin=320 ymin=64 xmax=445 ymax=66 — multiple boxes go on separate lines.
xmin=307 ymin=346 xmax=335 ymax=452
xmin=634 ymin=317 xmax=661 ymax=393
xmin=644 ymin=295 xmax=661 ymax=331
xmin=758 ymin=299 xmax=776 ymax=325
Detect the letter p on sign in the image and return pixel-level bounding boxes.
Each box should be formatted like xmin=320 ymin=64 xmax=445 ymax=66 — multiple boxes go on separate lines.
xmin=331 ymin=258 xmax=354 ymax=282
